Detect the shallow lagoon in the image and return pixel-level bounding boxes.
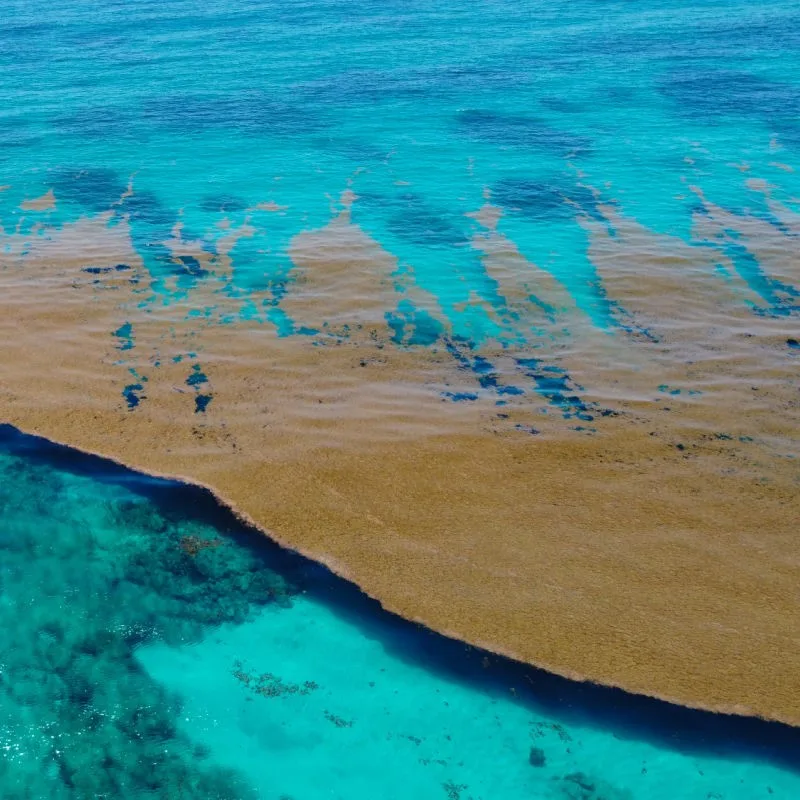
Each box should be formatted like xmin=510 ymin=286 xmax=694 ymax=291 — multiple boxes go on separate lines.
xmin=0 ymin=424 xmax=798 ymax=799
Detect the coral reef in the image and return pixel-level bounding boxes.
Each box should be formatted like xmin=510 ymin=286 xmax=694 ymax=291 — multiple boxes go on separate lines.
xmin=0 ymin=446 xmax=297 ymax=798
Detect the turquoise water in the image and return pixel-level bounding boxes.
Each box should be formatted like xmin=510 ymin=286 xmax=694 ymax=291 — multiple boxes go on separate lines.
xmin=0 ymin=424 xmax=798 ymax=798
xmin=2 ymin=0 xmax=798 ymax=343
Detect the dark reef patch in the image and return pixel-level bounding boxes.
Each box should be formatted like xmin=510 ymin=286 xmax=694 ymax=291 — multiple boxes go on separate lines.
xmin=558 ymin=771 xmax=633 ymax=800
xmin=442 ymin=391 xmax=479 ymax=402
xmin=122 ymin=189 xmax=176 ymax=240
xmin=457 ymin=109 xmax=591 ymax=157
xmin=186 ymin=364 xmax=209 ymax=388
xmin=183 ymin=364 xmax=213 ymax=413
xmin=50 ymin=166 xmax=128 ymax=212
xmin=54 ymin=105 xmax=134 ymax=139
xmin=0 ymin=426 xmax=303 ymax=798
xmin=83 ymin=263 xmax=132 ymax=275
xmin=232 ymin=662 xmax=318 ymax=698
xmin=353 ymin=190 xmax=471 ymax=249
xmin=175 ymin=254 xmax=210 ymax=280
xmin=493 ymin=177 xmax=604 ymax=223
xmin=47 ymin=168 xmax=189 ymax=289
xmin=659 ymin=70 xmax=800 ymax=123
xmin=298 ymin=61 xmax=525 ymax=108
xmin=529 ymin=747 xmax=547 ymax=767
xmin=383 ymin=192 xmax=469 ymax=248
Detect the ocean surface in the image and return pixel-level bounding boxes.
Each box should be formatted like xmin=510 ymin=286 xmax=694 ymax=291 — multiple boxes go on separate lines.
xmin=1 ymin=0 xmax=799 ymax=796
xmin=0 ymin=424 xmax=798 ymax=799
xmin=2 ymin=0 xmax=799 ymax=321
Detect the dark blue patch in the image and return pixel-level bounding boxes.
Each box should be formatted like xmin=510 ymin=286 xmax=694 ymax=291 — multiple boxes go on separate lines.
xmin=444 ymin=337 xmax=524 ymax=396
xmin=186 ymin=365 xmax=209 ymax=388
xmin=83 ymin=264 xmax=131 ymax=275
xmin=382 ymin=193 xmax=468 ymax=248
xmin=787 ymin=338 xmax=799 ymax=350
xmin=515 ymin=357 xmax=596 ymax=421
xmin=457 ymin=109 xmax=591 ymax=157
xmin=538 ymin=97 xmax=586 ymax=114
xmin=772 ymin=120 xmax=800 ymax=150
xmin=0 ymin=120 xmax=44 ymax=153
xmin=299 ymin=60 xmax=524 ymax=108
xmin=442 ymin=392 xmax=479 ymax=402
xmin=122 ymin=190 xmax=173 ymax=231
xmin=113 ymin=191 xmax=183 ymax=283
xmin=50 ymin=167 xmax=127 ymax=212
xmin=581 ymin=11 xmax=800 ymax=67
xmin=387 ymin=301 xmax=445 ymax=346
xmin=724 ymin=240 xmax=800 ymax=312
xmin=659 ymin=70 xmax=800 ymax=122
xmin=175 ymin=255 xmax=210 ymax=279
xmin=113 ymin=322 xmax=134 ymax=352
xmin=122 ymin=384 xmax=144 ymax=410
xmin=493 ymin=178 xmax=604 ymax=223
xmin=195 ymin=394 xmax=213 ymax=414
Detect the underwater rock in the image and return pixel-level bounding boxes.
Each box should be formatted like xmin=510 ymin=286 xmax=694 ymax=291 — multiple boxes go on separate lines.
xmin=323 ymin=710 xmax=354 ymax=728
xmin=232 ymin=661 xmax=318 ymax=699
xmin=180 ymin=534 xmax=223 ymax=557
xmin=442 ymin=780 xmax=468 ymax=800
xmin=559 ymin=771 xmax=634 ymax=800
xmin=529 ymin=746 xmax=547 ymax=767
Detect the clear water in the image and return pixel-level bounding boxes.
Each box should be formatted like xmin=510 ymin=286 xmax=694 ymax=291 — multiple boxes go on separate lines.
xmin=0 ymin=424 xmax=798 ymax=799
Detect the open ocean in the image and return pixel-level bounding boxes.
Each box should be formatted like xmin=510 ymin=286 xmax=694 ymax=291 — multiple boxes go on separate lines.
xmin=0 ymin=0 xmax=798 ymax=797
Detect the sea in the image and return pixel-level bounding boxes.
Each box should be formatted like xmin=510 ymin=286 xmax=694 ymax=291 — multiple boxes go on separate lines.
xmin=0 ymin=1 xmax=799 ymax=797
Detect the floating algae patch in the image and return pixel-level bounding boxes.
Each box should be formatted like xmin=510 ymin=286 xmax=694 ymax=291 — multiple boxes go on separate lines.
xmin=1 ymin=425 xmax=800 ymax=799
